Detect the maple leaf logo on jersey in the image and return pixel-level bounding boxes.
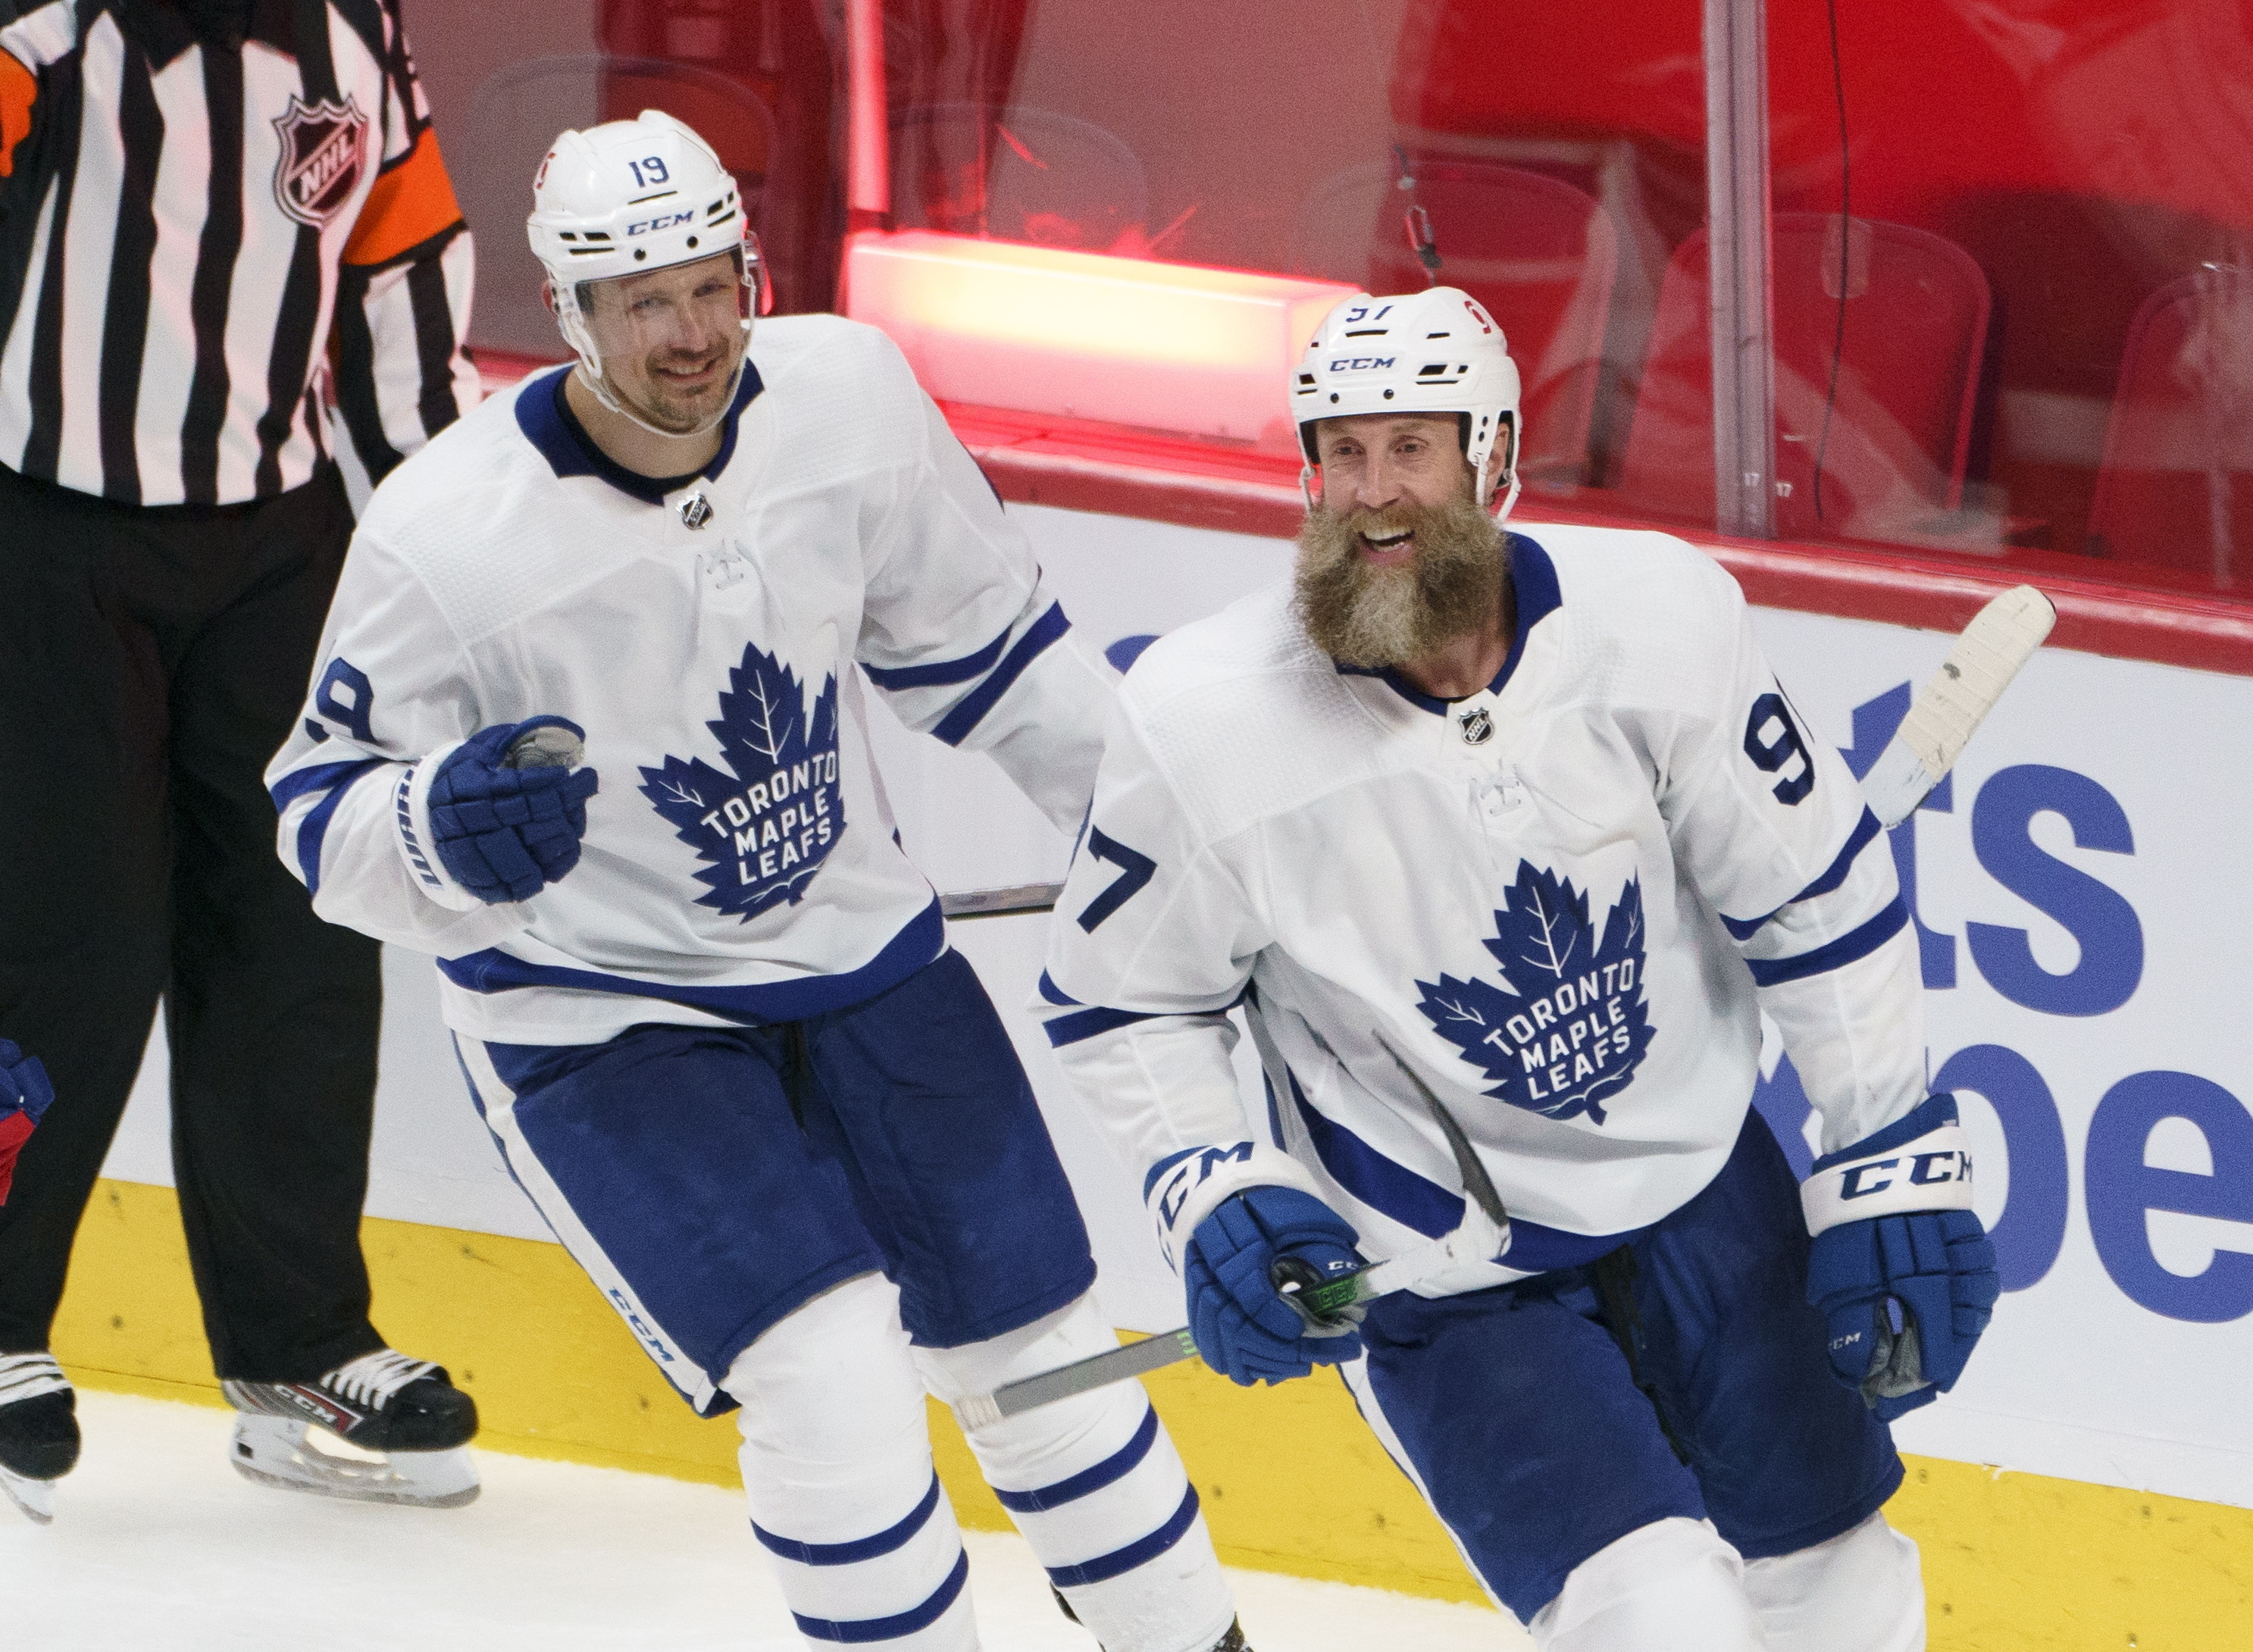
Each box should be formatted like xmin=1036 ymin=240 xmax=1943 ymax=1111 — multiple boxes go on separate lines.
xmin=638 ymin=643 xmax=845 ymax=920
xmin=1413 ymin=861 xmax=1654 ymax=1125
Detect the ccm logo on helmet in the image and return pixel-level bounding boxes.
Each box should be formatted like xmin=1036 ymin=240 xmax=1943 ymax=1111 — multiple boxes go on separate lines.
xmin=627 ymin=211 xmax=696 ymax=236
xmin=1328 ymin=355 xmax=1396 ymax=371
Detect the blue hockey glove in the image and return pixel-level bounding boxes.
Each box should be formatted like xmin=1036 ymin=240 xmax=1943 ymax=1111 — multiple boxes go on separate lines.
xmin=1183 ymin=1185 xmax=1366 ymax=1386
xmin=0 ymin=1040 xmax=56 ymax=1206
xmin=1802 ymin=1094 xmax=2001 ymax=1421
xmin=427 ymin=718 xmax=600 ymax=904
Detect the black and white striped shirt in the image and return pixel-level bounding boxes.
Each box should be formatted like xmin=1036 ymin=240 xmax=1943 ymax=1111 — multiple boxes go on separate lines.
xmin=0 ymin=0 xmax=477 ymax=506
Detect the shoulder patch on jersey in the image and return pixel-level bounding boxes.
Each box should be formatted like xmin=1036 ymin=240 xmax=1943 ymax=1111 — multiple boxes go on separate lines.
xmin=1414 ymin=860 xmax=1655 ymax=1125
xmin=639 ymin=643 xmax=845 ymax=920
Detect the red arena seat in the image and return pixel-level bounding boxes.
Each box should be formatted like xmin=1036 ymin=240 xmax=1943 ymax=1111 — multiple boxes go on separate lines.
xmin=1618 ymin=214 xmax=1990 ymax=543
xmin=2086 ymin=267 xmax=2253 ymax=583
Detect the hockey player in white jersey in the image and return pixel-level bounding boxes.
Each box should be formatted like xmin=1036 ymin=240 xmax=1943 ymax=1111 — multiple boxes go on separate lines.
xmin=265 ymin=111 xmax=1248 ymax=1652
xmin=1037 ymin=287 xmax=2001 ymax=1650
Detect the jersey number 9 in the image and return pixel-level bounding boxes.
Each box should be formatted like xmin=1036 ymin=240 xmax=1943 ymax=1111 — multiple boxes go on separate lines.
xmin=1744 ymin=692 xmax=1814 ymax=806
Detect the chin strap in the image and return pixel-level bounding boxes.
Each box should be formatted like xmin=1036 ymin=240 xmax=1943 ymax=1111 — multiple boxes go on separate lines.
xmin=551 ymin=273 xmax=753 ymax=442
xmin=570 ymin=353 xmax=747 ymax=442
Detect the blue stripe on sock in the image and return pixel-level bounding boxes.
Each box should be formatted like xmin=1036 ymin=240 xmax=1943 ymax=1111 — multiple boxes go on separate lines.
xmin=1745 ymin=896 xmax=1909 ymax=986
xmin=790 ymin=1547 xmax=969 ymax=1643
xmin=753 ymin=1472 xmax=942 ymax=1566
xmin=1044 ymin=1483 xmax=1200 ymax=1588
xmin=993 ymin=1405 xmax=1158 ymax=1513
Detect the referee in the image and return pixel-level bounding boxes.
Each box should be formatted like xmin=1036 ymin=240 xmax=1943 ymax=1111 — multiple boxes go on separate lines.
xmin=0 ymin=0 xmax=483 ymax=1516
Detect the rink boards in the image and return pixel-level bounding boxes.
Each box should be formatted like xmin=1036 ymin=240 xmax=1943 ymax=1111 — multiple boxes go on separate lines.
xmin=72 ymin=505 xmax=2253 ymax=1637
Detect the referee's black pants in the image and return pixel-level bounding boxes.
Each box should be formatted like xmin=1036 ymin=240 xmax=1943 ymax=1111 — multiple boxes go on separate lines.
xmin=0 ymin=461 xmax=387 ymax=1384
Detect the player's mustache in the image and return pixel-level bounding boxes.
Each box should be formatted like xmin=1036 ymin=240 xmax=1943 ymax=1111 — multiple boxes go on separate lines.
xmin=1343 ymin=505 xmax=1422 ymax=539
xmin=1293 ymin=492 xmax=1506 ymax=667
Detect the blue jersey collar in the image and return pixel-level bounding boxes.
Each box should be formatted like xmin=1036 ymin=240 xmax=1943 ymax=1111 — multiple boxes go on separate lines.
xmin=515 ymin=361 xmax=765 ymax=506
xmin=1335 ymin=532 xmax=1562 ymax=715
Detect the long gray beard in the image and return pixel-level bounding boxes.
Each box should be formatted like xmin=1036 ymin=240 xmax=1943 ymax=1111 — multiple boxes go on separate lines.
xmin=1293 ymin=493 xmax=1508 ymax=669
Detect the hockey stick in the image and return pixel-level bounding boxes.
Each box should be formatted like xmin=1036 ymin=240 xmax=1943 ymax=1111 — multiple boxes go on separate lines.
xmin=1858 ymin=584 xmax=2054 ymax=828
xmin=946 ymin=587 xmax=2054 ymax=1422
xmin=1269 ymin=1035 xmax=1513 ymax=1327
xmin=950 ymin=1043 xmax=1510 ymax=1430
xmin=940 ymin=881 xmax=1065 ymax=919
xmin=937 ymin=586 xmax=2054 ymax=920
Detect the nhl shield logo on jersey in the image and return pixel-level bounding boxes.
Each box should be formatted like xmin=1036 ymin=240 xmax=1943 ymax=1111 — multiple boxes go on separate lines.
xmin=271 ymin=95 xmax=372 ymax=229
xmin=1414 ymin=860 xmax=1655 ymax=1125
xmin=638 ymin=643 xmax=846 ymax=920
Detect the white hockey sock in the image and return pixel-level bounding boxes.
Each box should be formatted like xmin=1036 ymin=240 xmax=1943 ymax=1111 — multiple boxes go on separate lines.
xmin=1529 ymin=1518 xmax=1768 ymax=1652
xmin=1743 ymin=1511 xmax=1925 ymax=1652
xmin=725 ymin=1274 xmax=976 ymax=1650
xmin=917 ymin=1294 xmax=1235 ymax=1652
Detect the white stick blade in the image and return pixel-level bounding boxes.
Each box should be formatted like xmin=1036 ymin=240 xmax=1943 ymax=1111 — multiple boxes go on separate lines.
xmin=1895 ymin=584 xmax=2054 ymax=781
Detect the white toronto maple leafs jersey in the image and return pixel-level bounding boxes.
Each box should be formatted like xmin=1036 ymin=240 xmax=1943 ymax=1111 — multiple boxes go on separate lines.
xmin=1037 ymin=528 xmax=1926 ymax=1294
xmin=265 ymin=315 xmax=1112 ymax=1045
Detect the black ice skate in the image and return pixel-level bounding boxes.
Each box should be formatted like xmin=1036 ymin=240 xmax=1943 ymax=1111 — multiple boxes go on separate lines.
xmin=221 ymin=1348 xmax=480 ymax=1508
xmin=0 ymin=1353 xmax=78 ymax=1524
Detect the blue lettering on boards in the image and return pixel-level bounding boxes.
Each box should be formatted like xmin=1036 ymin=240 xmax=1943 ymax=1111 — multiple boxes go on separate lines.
xmin=2085 ymin=1071 xmax=2253 ymax=1323
xmin=1967 ymin=765 xmax=2142 ymax=1016
xmin=1933 ymin=1043 xmax=2068 ymax=1291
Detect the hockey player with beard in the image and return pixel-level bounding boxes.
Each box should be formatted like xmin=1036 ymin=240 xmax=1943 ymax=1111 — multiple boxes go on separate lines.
xmin=1036 ymin=288 xmax=2000 ymax=1650
xmin=264 ymin=111 xmax=1250 ymax=1652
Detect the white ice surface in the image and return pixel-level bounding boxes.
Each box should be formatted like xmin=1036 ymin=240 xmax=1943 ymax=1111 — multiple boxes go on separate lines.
xmin=4 ymin=1392 xmax=1519 ymax=1650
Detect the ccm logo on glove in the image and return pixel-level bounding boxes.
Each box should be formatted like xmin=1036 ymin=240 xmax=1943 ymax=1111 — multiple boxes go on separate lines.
xmin=1802 ymin=1094 xmax=2001 ymax=1422
xmin=1839 ymin=1149 xmax=1971 ymax=1198
xmin=1802 ymin=1116 xmax=1976 ymax=1234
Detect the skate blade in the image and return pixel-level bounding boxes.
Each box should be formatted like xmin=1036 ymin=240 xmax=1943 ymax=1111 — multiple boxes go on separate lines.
xmin=1 ymin=1463 xmax=55 ymax=1524
xmin=229 ymin=1414 xmax=480 ymax=1509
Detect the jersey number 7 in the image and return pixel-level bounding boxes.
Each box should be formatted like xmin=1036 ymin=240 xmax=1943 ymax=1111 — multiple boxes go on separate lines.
xmin=1076 ymin=829 xmax=1156 ymax=931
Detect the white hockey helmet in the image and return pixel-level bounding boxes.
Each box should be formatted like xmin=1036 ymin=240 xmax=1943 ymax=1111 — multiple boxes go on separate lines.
xmin=1292 ymin=286 xmax=1522 ymax=518
xmin=527 ymin=109 xmax=766 ymax=428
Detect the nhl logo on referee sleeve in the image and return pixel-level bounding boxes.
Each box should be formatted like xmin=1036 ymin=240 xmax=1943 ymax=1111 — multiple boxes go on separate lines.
xmin=271 ymin=95 xmax=372 ymax=229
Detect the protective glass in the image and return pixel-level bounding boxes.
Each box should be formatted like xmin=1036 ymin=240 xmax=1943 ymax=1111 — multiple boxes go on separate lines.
xmin=578 ymin=247 xmax=756 ymax=363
